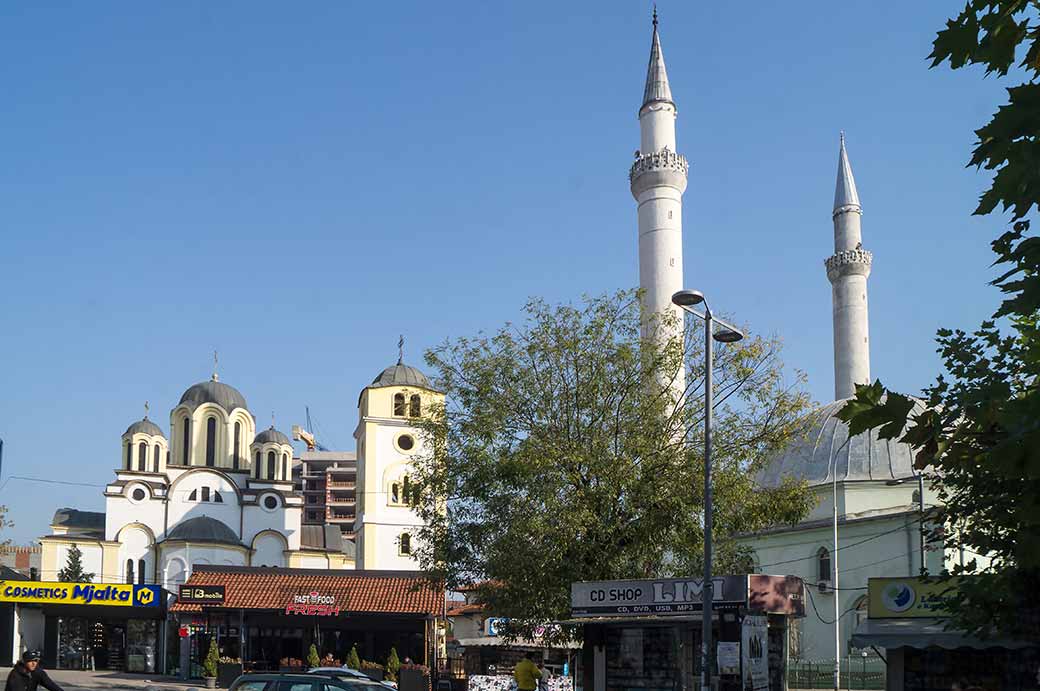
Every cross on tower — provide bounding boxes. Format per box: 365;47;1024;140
398;335;405;365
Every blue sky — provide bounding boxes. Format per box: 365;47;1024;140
0;1;1010;543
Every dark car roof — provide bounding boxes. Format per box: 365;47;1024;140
231;673;387;689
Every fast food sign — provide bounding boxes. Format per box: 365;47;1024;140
285;591;339;616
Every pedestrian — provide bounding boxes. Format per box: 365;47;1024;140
513;653;542;691
5;650;65;691
536;662;550;691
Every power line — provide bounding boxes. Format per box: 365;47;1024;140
755;520;917;571
0;476;106;492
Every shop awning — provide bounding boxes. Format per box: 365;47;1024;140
456;636;581;650
852;618;1034;650
169;565;442;615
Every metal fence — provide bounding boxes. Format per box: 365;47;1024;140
788;657;886;690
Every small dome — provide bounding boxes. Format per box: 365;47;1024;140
179;379;249;412
124;417;164;438
371;361;433;389
757;397;927;488
166;516;240;546
253;426;290;446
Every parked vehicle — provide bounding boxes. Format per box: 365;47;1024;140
308;667;398;689
231;672;392;691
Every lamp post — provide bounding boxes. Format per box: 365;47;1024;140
886;474;928;573
672;290;744;691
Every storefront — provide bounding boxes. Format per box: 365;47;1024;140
570;575;805;691
0;580;166;673
170;565;444;680
852;577;1040;691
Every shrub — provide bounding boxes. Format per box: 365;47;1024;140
203;639;219;678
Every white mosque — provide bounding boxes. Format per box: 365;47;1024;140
39;357;443;589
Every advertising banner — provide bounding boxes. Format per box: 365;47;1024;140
178;584;226;606
741;615;768;691
868;577;957;619
285;590;340;616
570;576;747;617
0;581;161;608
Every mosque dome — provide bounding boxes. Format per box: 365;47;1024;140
124;418;164;438
166;516;240;546
253;426;290;446
178;379;249;412
371;362;433;390
757;398;926;488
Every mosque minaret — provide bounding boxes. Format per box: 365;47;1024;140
630;10;689;394
826;133;873;400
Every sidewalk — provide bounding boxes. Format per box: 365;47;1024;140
46;670;204;691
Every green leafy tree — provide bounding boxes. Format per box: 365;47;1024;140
203;638;219;678
346;645;361;670
386;647;401;682
0;506;12;548
412;290;813;639
307;644;320;669
838;0;1040;643
57;545;94;583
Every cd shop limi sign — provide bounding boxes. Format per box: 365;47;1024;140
178;585;226;606
571;576;748;617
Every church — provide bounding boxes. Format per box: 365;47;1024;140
38;355;442;590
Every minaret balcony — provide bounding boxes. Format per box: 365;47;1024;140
629;148;689;197
825;248;873;281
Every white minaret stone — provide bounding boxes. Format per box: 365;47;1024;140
826;133;873;400
631;10;688;394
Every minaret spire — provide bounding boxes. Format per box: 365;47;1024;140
642;7;674;111
825;133;872;400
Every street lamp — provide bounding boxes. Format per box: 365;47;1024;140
671;289;744;691
886;474;928;574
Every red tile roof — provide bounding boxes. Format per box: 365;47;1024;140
169;566;442;615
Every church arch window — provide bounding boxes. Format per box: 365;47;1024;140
254;451;261;478
125;442;132;470
390;482;401;505
817;547;832;583
131;487;147;502
409;394;421;417
233;422;241;470
282;453;288;481
188;489;198;501
137;559;146;584
393;393;406;416
399;533;412;556
205;417;217;467
266;451;275;480
153;444;161;473
126;559;135;584
214;491;223;503
138;442;147;472
201;487;210;502
181;417;190;464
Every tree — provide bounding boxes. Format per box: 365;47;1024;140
203;638;219;679
386;647;401;683
307;643;320;669
837;0;1040;643
57;545;94;583
412;290;813;638
346;645;361;670
0;506;12;548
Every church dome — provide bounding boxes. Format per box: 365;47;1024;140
124;417;164;438
371;362;433;389
757;398;926;488
178;379;248;412
166;516;240;546
253;426;290;446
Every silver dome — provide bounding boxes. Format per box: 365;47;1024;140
371;362;433;390
178;379;249;412
757;398;925;488
124;418;164;438
166;516;240;546
253;426;290;446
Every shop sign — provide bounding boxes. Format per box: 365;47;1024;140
570;576;747;617
485;617;509;636
0;581;161;608
717;642;739;676
868;577;956;619
178;584;226;606
285;591;340;616
741;615;768;691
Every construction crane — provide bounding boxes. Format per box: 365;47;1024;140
292;406;328;451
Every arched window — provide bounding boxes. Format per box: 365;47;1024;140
853;596;869;631
403;476;412;505
205;417;216;467
817;547;831;582
138;442;147;472
125;442;132;470
409;394;421;417
126;559;134;584
233;422;241;470
214;491;223;503
399;533;412;555
181;417;190;464
393;393;406;416
188;489;198;501
201;487;210;502
254;452;261;478
137;559;146;585
267;451;275;480
390;483;401;505
153;444;161;473
282;454;288;481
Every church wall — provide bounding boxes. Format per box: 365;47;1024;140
41;541;105;582
359;523;420;572
242;503;300;550
166;470;241;533
160;543;247;585
106;485;166;542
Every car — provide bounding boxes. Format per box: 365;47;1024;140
307;667;398;689
231;672;392;691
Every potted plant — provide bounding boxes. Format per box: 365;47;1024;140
217;656;243;688
386;648;401;684
202;639;219;689
399;662;431;691
346;645;361;670
360;659;386;681
307;644;321;670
